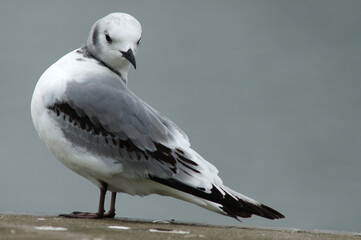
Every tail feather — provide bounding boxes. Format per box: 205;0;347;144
150;176;285;220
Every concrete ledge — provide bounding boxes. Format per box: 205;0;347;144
1;214;360;240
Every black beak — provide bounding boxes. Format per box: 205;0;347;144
120;49;136;69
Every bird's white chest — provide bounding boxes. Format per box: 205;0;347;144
30;50;124;186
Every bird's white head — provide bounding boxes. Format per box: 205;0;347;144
86;13;142;82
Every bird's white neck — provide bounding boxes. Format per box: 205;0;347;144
82;45;130;84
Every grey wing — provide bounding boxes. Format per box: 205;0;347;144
48;75;208;180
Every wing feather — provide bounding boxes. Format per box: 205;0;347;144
48;74;213;181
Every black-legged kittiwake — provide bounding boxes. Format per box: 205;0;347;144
31;13;284;220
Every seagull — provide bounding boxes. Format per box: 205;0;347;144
31;13;284;221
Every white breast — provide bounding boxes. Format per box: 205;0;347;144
31;49;124;188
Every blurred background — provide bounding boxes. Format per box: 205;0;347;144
0;0;360;232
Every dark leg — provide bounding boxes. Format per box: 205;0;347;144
60;182;107;219
104;192;117;218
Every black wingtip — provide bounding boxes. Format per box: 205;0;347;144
150;176;285;220
258;204;285;219
222;200;285;220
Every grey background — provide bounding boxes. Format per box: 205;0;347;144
1;0;360;232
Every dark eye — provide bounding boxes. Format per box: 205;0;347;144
137;37;142;45
105;33;112;43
